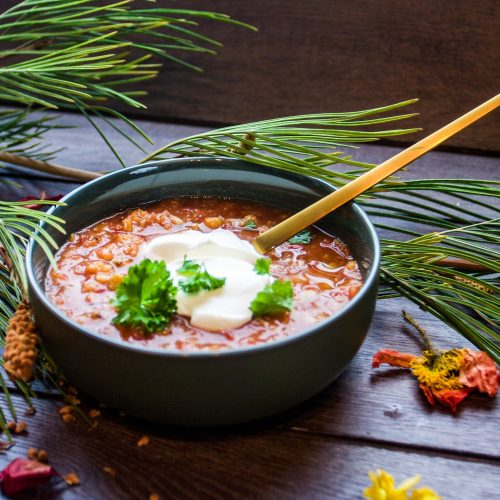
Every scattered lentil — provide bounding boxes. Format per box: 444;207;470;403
64;472;81;486
14;421;27;434
25;406;36;416
137;435;150;447
66;396;81;406
59;406;73;415
62;413;76;424
102;466;117;478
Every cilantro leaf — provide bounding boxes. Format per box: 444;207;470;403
244;219;257;229
288;230;312;244
254;257;271;275
250;280;293;317
177;256;201;277
179;266;226;294
111;259;177;334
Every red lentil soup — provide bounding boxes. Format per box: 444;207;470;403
46;198;363;351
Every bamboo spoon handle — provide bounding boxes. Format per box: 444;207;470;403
252;94;500;254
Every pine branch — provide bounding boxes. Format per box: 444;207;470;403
0;0;253;165
0;0;255;425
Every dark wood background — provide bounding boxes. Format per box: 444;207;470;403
129;0;500;152
1;0;499;152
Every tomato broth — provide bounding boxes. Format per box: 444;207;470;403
46;198;363;351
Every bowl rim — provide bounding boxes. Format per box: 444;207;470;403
26;157;380;359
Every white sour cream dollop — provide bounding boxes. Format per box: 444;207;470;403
142;229;273;331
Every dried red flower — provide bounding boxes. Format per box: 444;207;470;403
0;458;57;496
372;312;499;412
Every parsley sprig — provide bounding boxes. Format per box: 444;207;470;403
178;257;226;294
254;257;271;275
111;259;177;334
250;280;293;317
288;230;312;244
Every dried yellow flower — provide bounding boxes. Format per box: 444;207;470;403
364;469;441;500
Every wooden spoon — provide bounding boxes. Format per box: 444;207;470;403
252;94;499;255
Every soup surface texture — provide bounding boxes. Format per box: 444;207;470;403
46;198;363;351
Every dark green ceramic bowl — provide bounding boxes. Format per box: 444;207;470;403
26;158;379;426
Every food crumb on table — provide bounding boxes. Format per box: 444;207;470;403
103;466;117;478
89;409;101;418
64;472;81;486
137;435;150;447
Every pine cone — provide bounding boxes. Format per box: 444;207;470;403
4;301;38;382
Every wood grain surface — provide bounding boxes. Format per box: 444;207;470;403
0;115;499;499
3;392;500;499
118;0;500;152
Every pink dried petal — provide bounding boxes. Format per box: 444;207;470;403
459;349;499;397
0;458;57;496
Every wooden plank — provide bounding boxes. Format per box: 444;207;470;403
1;1;499;152
2;112;498;188
1;116;498;459
118;0;500;152
3;299;498;458
0;113;207;197
281;299;500;458
0;393;499;499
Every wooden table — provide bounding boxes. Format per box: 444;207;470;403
1;114;499;499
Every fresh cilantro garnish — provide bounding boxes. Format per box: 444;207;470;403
179;264;226;294
254;257;271;275
250;280;293;317
244;219;257;229
288;230;313;244
111;259;177;334
177;256;201;277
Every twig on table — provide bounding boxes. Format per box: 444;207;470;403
0;151;102;181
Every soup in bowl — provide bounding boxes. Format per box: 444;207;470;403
27;158;379;425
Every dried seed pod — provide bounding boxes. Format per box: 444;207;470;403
4;302;38;382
